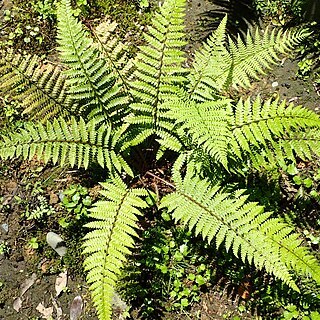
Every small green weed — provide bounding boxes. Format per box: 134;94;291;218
286;163;320;204
27;237;40;250
59;184;92;228
23;195;55;221
253;0;304;24
282;304;320;320
119;213;215;317
32;0;57;21
297;58;314;79
0;95;24;133
0;241;9;256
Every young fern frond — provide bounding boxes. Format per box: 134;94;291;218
0;52;72;122
83;177;148;319
188;16;229;100
93;20;134;98
160;167;320;290
229;97;320;168
0;117;132;175
57;0;128;123
127;0;187;145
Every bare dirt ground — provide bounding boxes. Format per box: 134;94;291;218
0;161;97;319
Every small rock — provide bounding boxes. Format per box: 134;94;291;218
58;191;65;202
70;296;83;320
46;232;67;257
0;223;8;234
289;97;299;103
13;297;22;312
271;81;279;88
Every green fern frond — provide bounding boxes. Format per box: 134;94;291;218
165;97;232;169
127;0;187;143
188;15;228;100
160;169;320;290
93;19;134;98
190;25;309;92
229;96;320;166
250;128;320;170
0;117;132;175
261;219;320;283
0;52;71;122
83;176;148;319
222;27;309;89
57;0;128;123
280;129;320;160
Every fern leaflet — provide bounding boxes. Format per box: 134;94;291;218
189;26;309;92
229;97;320;168
83;177;148;319
57;0;128;123
165;97;232;169
93;19;134;99
0;52;71;121
160;167;320;290
127;0;187;145
0;117;132;175
188;16;228;100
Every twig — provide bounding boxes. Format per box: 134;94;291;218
145;171;175;189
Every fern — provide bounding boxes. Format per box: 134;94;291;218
189;23;309;93
160;166;320;290
57;0;128;123
165;97;233;169
187;16;229;100
0;0;320;319
222;27;309;89
127;0;187;146
0;116;132;175
83;176;148;319
229;96;320;168
0;52;71;121
93;19;134;98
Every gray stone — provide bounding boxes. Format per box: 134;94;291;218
46;232;67;257
0;223;8;234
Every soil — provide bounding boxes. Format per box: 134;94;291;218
245;57;320;112
0;161;97;319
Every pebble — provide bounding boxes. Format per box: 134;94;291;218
0;223;8;234
58;191;65;202
46;232;67;257
271;81;279;88
70;296;83;320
